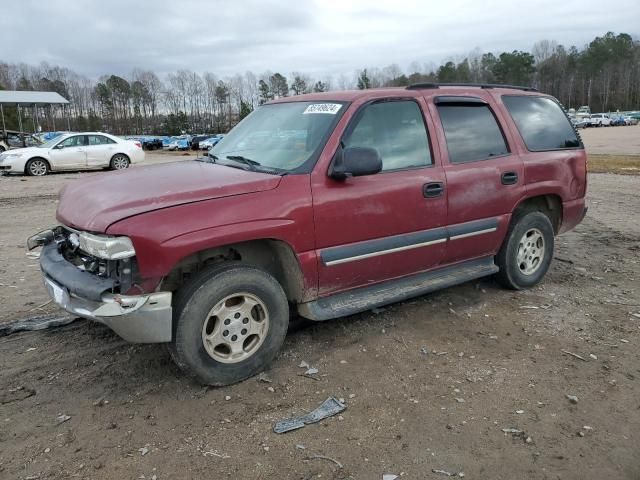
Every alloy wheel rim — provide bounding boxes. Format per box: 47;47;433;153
201;292;269;364
30;160;47;176
516;228;545;275
113;156;128;169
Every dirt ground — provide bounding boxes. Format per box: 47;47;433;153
1;138;639;479
579;124;640;155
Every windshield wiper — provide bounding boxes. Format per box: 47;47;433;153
225;155;261;171
196;154;218;164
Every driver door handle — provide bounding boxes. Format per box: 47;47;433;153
423;182;444;198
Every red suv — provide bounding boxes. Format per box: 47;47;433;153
29;83;587;385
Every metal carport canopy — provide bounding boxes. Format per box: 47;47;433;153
0;90;69;105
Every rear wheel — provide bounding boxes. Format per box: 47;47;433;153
170;263;289;386
110;154;130;170
495;211;554;290
25;158;49;176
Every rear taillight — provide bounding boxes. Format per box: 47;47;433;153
134;141;142;149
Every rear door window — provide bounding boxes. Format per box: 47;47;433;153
436;103;509;164
502;96;580;151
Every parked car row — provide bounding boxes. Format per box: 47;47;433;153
163;134;225;151
573;113;639;128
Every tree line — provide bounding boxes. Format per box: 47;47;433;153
0;31;638;136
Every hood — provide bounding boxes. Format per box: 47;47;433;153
0;147;41;157
56;161;282;232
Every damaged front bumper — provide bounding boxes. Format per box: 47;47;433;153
39;239;172;343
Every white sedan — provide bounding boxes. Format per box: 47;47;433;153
0;132;144;176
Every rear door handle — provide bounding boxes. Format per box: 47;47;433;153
423;182;444;198
501;171;518;185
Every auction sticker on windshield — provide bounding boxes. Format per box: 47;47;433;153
303;103;342;114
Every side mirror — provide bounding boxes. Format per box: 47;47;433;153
329;146;382;180
54;144;65;149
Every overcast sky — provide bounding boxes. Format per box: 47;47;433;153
3;0;639;80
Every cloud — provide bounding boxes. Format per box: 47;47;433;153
2;0;638;80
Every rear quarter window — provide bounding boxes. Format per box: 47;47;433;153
502;96;581;151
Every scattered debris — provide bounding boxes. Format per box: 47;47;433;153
267;386;275;393
295;444;306;450
577;431;585;437
273;397;346;434
56;414;71;425
420;346;429;355
589;354;598;360
27;299;52;312
520;305;540;310
339;360;348;364
348;393;356;399
0;315;78;337
566;394;579;404
138;447;149;456
307;454;343;469
554;256;574;264
455;398;465;403
502;428;523;434
202;450;230;458
515;410;524;414
371;307;386;314
383;475;399;480
257;373;273;383
525;436;533;444
44;447;51;453
93;397;108;407
432;468;464;477
1;386;36;405
561;350;587;361
224;395;231;401
620;339;629;344
304;367;319;376
298;361;310;369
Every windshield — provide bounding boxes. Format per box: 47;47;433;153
38;135;68;148
210;101;345;172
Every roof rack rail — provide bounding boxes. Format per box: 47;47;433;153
406;83;538;92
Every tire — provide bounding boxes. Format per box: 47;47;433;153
170;263;289;386
110;154;130;170
25;158;49;176
495;211;554;290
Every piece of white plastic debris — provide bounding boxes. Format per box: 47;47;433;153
55;414;71;425
304;367;318;375
299;361;310;369
515;410;524;414
139;447;149;456
566;394;579;404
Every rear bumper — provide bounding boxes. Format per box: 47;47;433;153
559;198;587;234
39;242;172;343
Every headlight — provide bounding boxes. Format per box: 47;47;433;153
0;153;21;162
79;231;136;260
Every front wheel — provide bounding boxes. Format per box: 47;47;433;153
110;154;130;170
170;263;289;386
25;158;49;176
495;211;554;290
